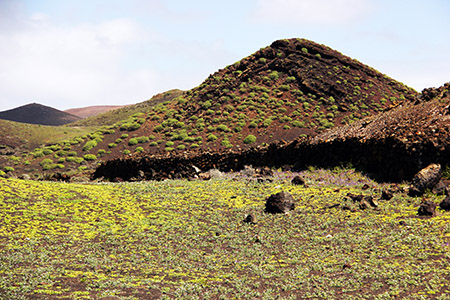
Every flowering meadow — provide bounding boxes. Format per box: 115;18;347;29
1;168;450;299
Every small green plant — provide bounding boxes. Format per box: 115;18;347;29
243;134;256;144
135;146;144;153
128;138;139;146
123;150;131;155
108;143;117;148
166;141;175;147
4;166;15;173
83;154;97;161
82;140;98;152
207;134;218;142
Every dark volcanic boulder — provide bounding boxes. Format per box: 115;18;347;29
409;164;442;197
439;195;450;211
291;175;305;185
265;191;296;214
418;201;437;217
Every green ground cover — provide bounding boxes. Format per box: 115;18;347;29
0;169;449;299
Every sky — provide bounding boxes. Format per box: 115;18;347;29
0;0;449;111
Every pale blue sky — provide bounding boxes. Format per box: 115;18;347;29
0;0;449;111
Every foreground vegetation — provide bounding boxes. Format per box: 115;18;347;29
1;168;450;299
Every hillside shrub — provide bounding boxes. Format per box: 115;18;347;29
123;150;131;155
149;141;158;147
177;144;186;150
83;140;98;152
120;122;141;131
43;148;54;155
165;141;175;147
66;157;84;164
4;166;15;173
291;120;305;128
165;147;174;152
97;149;106;156
83;154;97;161
243;135;256;144
135;147;144;153
108;143;117;148
207;134;218;142
0;170;6;177
128;138;139;146
190;143;199;148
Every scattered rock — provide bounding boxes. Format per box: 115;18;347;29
439;195;450;211
366;196;378;208
433;180;449;195
241;165;256;177
381;189;394;200
359;198;370;210
346;193;364;202
418;200;437;217
257;177;273;183
208;169;224;179
258;166;274;177
342;263;352;269
291;175;305;185
408;164;442;197
18;174;30;180
243;214;256;224
198;172;211;180
265;191;296;214
362;184;370;190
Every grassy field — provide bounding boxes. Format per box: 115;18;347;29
0;119;99;151
1;168;450;299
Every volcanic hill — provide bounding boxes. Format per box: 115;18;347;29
0;38;420;179
0;103;81;126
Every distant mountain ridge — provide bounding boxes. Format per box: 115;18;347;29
0;103;81;126
65;105;124;118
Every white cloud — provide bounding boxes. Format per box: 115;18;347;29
0;12;160;110
253;0;373;25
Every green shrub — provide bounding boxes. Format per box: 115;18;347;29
207;134;218;142
128;138;139;146
43;148;54;155
149;141;158;147
57;157;66;163
243;135;256;144
135;146;144;153
166;141;175;147
4;166;15;173
97;149;106;156
177;144;186;150
78;166;87;171
190;143;199;148
269;71;279;81
108;143;117;148
216;124;231;132
66;157;84;164
123;150;131;155
120;122;141;131
291;120;305;128
83;154;97;161
32;150;45;158
121;134;129;139
165;147;174;152
301;48;308;54
0;170;6;177
82;140;98;152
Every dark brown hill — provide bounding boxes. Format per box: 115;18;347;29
65;105;124;118
0;38;420;179
0;103;81;126
93;83;449;182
